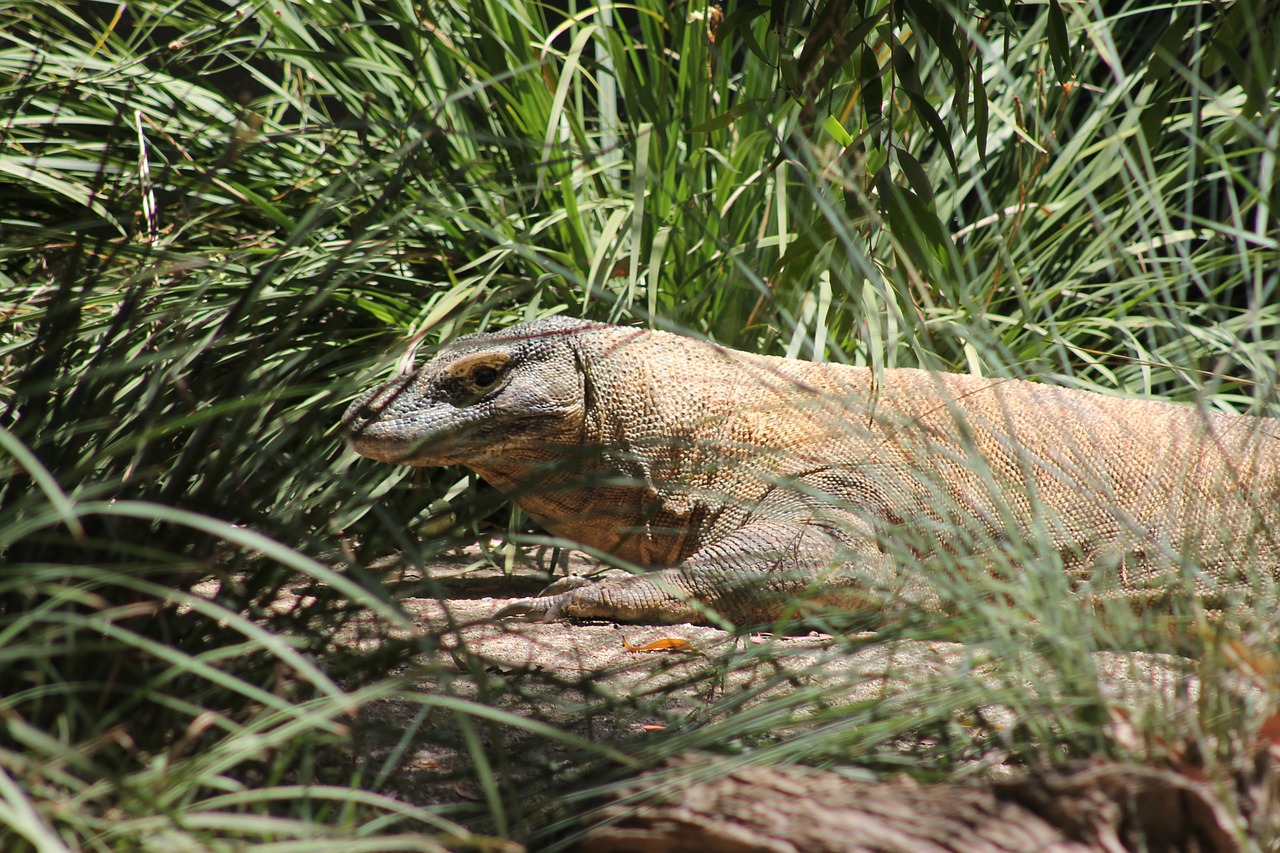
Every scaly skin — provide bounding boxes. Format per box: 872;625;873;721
342;317;1280;625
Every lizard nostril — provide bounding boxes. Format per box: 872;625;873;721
356;403;379;420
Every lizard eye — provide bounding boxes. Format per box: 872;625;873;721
468;364;502;390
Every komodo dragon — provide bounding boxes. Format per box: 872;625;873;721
343;316;1280;625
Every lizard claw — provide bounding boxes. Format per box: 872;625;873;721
494;576;593;622
494;593;572;622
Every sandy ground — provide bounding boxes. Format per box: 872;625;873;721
319;544;1206;824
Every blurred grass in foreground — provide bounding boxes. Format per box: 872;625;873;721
1;0;1278;848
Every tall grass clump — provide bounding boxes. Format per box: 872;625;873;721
2;0;1279;848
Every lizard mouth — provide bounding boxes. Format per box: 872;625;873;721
342;387;474;467
345;419;474;467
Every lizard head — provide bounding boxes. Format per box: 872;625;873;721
342;316;600;468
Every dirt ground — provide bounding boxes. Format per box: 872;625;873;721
328;544;1207;820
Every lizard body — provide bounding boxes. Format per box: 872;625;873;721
343;317;1280;624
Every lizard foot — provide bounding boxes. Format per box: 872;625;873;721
493;572;704;624
494;576;593;622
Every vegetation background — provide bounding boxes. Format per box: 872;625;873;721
1;0;1278;848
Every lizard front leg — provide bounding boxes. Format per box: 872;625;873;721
496;513;895;626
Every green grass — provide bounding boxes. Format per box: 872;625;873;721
2;0;1279;848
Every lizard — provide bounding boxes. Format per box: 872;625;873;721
342;315;1280;625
